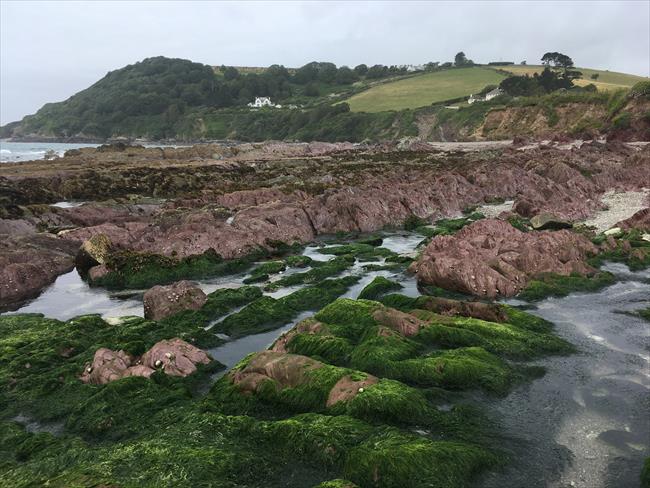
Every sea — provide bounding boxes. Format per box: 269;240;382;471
0;141;190;163
0;141;100;163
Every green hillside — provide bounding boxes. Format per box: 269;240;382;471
344;67;507;113
498;65;648;91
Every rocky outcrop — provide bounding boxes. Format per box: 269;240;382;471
80;338;211;384
231;351;324;393
616;208;650;232
140;338;212;377
411;219;599;298
2;141;648;306
271;319;325;353
0;233;80;308
143;281;207;320
529;212;572;231
230;351;377;408
371;307;427;337
416;296;509;323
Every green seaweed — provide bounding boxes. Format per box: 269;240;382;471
519;272;616;301
357;277;403;301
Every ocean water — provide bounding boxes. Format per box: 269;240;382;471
0;141;190;163
0;141;99;163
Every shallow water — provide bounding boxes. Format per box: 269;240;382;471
480;271;650;488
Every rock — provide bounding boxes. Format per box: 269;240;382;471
75;233;112;272
371;307;427;337
230;351;323;394
271;319;324;353
616;208;650;232
88;264;110;281
643;234;650;243
530;212;572;230
80;348;133;385
604;227;622;236
326;374;378;407
143;280;207;320
0;233;79;308
141;338;211;377
412;219;598;298
81;338;210;384
416;296;509;323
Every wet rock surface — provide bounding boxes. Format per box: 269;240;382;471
412;219;599;298
143;280;207;320
81;338;211;384
1;141;648;306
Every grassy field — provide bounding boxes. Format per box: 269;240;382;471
496;65;648;91
345;67;507;113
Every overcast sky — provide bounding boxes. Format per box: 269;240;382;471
1;0;649;124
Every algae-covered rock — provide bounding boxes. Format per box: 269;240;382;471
143;280;207;320
75;233;113;271
357;276;403;301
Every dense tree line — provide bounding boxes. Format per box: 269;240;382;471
11;57;412;138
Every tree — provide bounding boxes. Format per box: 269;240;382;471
354;64;368;76
541;52;574;69
366;64;388;79
591;73;599;80
454;52;468;66
223;66;240;81
304;83;320;97
335;66;358;85
521;60;527;65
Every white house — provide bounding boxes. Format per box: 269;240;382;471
247;97;274;108
485;88;504;101
468;88;504;104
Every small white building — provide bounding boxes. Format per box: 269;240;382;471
485;88;504;101
247;97;274;108
468;88;504;104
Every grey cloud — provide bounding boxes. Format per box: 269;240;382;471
1;0;648;124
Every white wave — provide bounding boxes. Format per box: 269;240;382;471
0;149;11;154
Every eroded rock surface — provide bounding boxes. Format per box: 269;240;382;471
80;338;211;384
143;281;207;320
412;219;599;298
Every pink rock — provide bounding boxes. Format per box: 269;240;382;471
80;348;133;385
143;281;207;320
141;338;211;377
412;219;599;298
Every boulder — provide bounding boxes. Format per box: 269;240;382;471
141;338;211;376
530;212;572;231
81;338;210;384
230;351;323;394
75;233;112;272
412;219;598;298
143;280;207;320
271;319;324;353
80;348;134;385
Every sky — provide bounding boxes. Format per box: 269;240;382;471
1;0;649;124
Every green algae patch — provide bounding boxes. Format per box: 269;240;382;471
314;299;382;341
344;433;498;488
244;256;313;284
0;313;223;425
589;231;650;271
641;457;650;488
93;248;261;289
286;331;355;366
519;271;616;301
638;308;650;322
158;285;262;337
267;255;355;290
214;278;360;338
411;309;574;359
378;293;419;311
358;277;403;301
